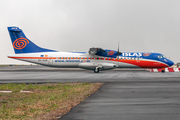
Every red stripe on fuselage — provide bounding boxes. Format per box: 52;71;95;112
108;59;168;68
8;56;56;59
8;56;168;68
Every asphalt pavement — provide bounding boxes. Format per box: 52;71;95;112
0;66;180;120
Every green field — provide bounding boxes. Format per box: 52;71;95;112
0;65;9;67
0;82;102;119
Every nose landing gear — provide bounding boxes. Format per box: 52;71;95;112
161;68;165;73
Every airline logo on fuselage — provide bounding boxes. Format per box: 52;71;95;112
108;51;115;55
13;38;29;49
122;53;142;56
143;53;151;56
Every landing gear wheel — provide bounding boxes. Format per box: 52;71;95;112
161;70;165;73
94;68;99;73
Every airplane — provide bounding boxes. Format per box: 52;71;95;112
7;26;174;73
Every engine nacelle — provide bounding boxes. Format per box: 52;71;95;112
89;47;120;58
89;47;105;55
78;63;118;70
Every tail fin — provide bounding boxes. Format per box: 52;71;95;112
7;26;57;54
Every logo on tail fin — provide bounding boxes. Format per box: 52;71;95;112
13;38;29;49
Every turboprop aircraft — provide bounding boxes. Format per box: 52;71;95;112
7;26;174;73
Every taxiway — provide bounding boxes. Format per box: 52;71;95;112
0;66;180;120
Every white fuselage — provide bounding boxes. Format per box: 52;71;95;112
8;52;139;70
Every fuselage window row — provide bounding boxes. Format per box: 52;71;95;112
48;57;143;61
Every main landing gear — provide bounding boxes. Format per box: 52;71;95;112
94;67;99;73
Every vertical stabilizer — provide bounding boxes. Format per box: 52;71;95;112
8;27;57;54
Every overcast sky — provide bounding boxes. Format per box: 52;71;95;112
0;0;180;64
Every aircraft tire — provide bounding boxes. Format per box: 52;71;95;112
94;68;99;73
161;70;165;73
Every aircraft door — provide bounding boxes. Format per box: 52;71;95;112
136;56;140;63
48;57;53;65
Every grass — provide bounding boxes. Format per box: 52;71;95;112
0;82;103;119
0;65;9;67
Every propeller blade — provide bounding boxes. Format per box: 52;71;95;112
117;41;119;53
117;41;122;56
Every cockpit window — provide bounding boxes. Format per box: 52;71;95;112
162;55;167;58
158;55;162;58
158;55;167;58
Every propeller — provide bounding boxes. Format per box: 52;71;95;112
116;42;122;56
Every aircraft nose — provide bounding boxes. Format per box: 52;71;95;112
168;60;174;67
